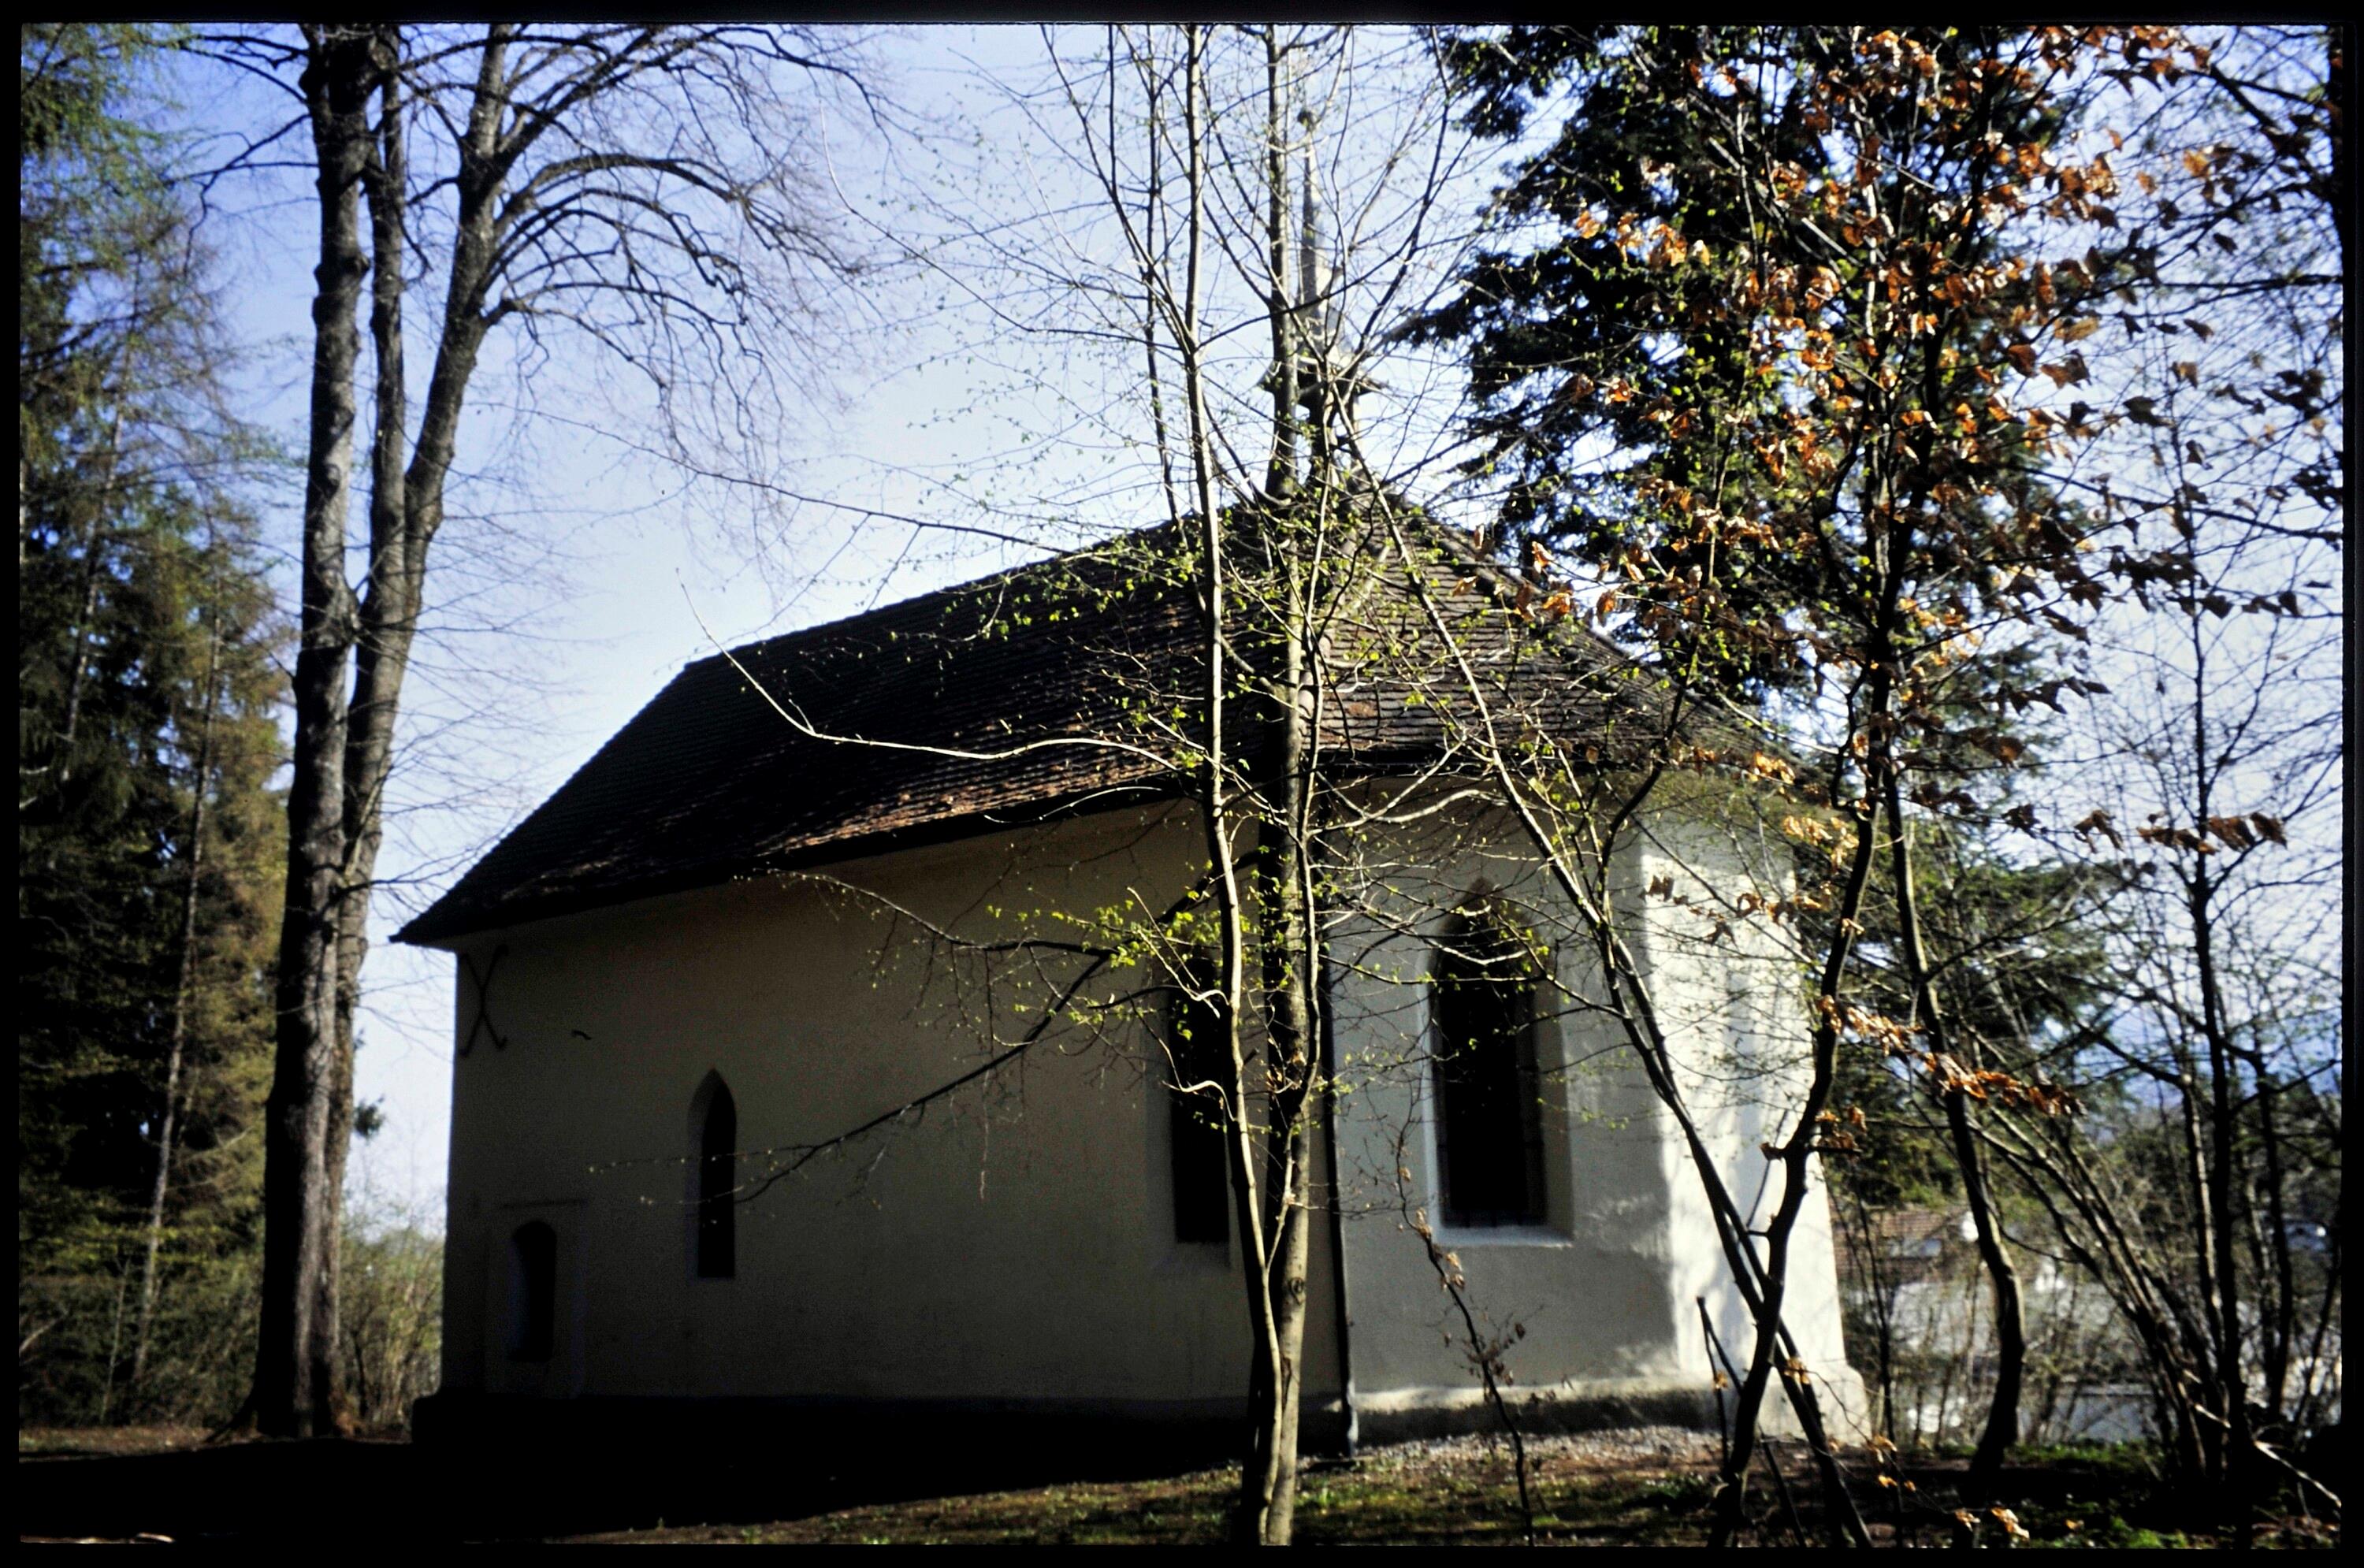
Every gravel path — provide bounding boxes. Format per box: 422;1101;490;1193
1354;1424;1722;1474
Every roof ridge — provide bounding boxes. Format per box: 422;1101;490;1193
686;523;1173;673
396;511;1696;948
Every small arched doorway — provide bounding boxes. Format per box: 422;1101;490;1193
689;1071;738;1279
508;1219;557;1362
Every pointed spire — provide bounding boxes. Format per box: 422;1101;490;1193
1299;131;1337;362
1292;117;1373;460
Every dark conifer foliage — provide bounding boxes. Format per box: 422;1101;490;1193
1405;27;2090;703
1414;23;2342;1522
19;23;288;1425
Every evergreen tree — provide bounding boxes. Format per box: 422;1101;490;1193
1409;24;2198;1507
18;21;287;1425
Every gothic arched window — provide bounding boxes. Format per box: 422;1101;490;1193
510;1221;556;1362
1432;906;1548;1228
692;1072;738;1279
1164;976;1232;1247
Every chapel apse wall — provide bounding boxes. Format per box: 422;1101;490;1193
437;805;1341;1416
433;798;1860;1441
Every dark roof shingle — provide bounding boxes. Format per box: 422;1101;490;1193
395;526;1643;946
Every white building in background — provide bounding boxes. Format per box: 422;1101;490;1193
400;533;1864;1448
1837;1206;2176;1446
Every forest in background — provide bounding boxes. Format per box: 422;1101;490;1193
19;24;436;1432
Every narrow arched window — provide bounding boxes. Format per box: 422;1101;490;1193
1165;976;1231;1247
510;1221;556;1362
1433;908;1548;1228
693;1074;738;1279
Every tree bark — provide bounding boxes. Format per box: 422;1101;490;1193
309;24;414;1436
132;626;221;1398
328;27;504;1105
254;20;857;1430
1710;761;1883;1550
1241;546;1319;1545
2189;854;2257;1505
253;21;375;1440
1164;32;1289;1546
315;27;507;1424
2250;1058;2295;1418
1880;773;2026;1493
1232;35;1324;1545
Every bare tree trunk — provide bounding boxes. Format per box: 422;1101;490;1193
1232;35;1324;1544
2171;1053;2229;1481
2189;853;2258;1510
310;25;413;1436
247;18;857;1436
132;625;221;1397
1880;774;2025;1492
1159;31;1292;1546
1712;766;1882;1548
2250;1058;2295;1418
315;28;508;1426
2177;602;2251;1499
1258;33;1298;503
1242;548;1320;1545
254;21;375;1440
44;355;131;801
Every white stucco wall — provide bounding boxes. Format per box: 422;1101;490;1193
1631;808;1866;1440
1314;797;1862;1436
432;790;1859;1437
437;805;1336;1417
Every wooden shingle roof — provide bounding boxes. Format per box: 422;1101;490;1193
395;525;1647;947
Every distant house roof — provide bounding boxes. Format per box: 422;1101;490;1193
1834;1205;1978;1290
395;525;1645;947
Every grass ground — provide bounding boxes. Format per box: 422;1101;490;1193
19;1424;217;1458
574;1433;1725;1546
17;1423;2336;1546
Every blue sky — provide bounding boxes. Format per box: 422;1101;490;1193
162;24;2342;1226
173;24;1492;1221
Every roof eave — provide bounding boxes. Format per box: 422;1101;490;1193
391;776;1187;949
